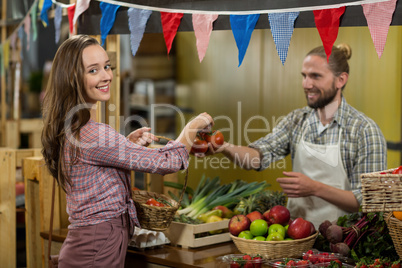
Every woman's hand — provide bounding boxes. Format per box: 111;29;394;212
127;127;159;147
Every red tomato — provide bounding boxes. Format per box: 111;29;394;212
145;198;164;207
204;130;225;149
191;138;208;154
242;255;252;261
230;263;240;268
392;166;402;174
253;256;263;268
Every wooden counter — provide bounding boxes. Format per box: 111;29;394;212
40;229;239;268
126;241;239;268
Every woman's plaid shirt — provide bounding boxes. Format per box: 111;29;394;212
64;119;189;231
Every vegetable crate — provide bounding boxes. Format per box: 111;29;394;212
163;219;231;248
361;168;402;213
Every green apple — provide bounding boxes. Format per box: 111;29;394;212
250;219;268;236
266;232;284;241
268;223;286;238
238;230;254;239
285;238;294;241
253;236;266;241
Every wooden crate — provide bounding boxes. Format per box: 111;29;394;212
163;219;231;248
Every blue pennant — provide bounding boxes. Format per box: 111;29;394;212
100;2;121;46
230;14;260;67
40;0;53;26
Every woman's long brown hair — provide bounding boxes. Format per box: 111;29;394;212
41;35;99;192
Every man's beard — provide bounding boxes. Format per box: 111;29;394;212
306;81;338;109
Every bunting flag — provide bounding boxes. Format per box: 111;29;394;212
40;0;53;27
23;15;31;51
161;12;184;54
54;5;63;44
18;27;25;59
100;2;121;46
73;0;91;28
0;44;3;76
192;13;218;62
30;1;38;41
230;14;260;67
128;8;152;56
67;4;76;34
3;40;9;71
313;7;346;61
362;0;397;58
268;12;299;65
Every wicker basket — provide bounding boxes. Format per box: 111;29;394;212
230;231;318;260
361;168;402;213
385;212;402;259
133;169;188;231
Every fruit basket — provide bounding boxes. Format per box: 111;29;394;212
132;169;188;231
360;168;402;213
230;231;318;260
384;212;402;259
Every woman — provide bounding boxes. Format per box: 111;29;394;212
41;35;213;267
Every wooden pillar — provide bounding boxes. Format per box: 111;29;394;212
0;148;16;267
105;35;121;132
1;0;7;146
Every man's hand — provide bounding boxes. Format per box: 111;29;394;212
276;171;318;198
127;127;159;147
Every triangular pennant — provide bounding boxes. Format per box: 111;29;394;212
73;0;91;27
192;14;218;62
54;5;63;44
362;0;397;59
161;12;184;54
268;12;299;65
67;4;76;34
40;0;52;27
127;8;152;56
99;2;121;46
3;40;9;71
230;14;260;67
0;44;3;76
313;7;345;61
30;1;38;41
23;15;31;51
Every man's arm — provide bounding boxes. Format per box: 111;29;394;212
220;143;262;170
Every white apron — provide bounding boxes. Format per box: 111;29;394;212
287;127;351;228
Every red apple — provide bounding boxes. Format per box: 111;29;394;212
310;221;316;235
228;215;251;236
213;205;234;218
267;205;290;225
263;209;270;221
246;211;264;222
287;217;312;239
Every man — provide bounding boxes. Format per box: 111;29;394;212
209;44;387;227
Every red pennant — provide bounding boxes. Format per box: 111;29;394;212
67;4;76;34
313;7;345;62
161;12;184;54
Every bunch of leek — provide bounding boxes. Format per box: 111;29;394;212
164;176;269;219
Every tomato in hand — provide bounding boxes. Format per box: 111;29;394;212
191;137;208;154
392;166;402;174
204;130;224;149
145;198;164;207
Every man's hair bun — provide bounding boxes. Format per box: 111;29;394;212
336;43;352;60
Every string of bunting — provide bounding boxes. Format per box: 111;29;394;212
0;0;398;70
